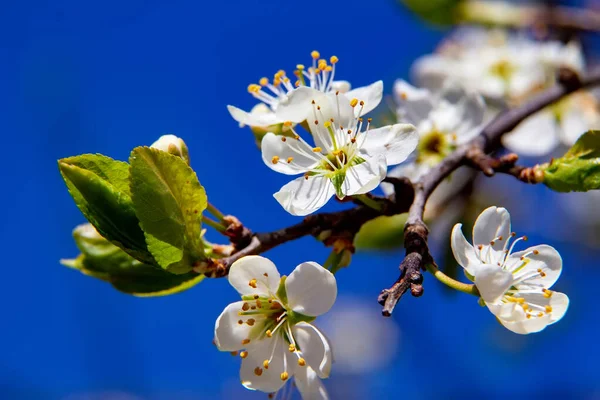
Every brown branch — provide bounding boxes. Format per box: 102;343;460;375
379;67;600;316
465;150;543;184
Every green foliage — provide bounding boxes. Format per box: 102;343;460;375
542;131;600;192
62;224;203;296
354;214;407;250
129;147;208;274
58;154;155;265
400;0;463;26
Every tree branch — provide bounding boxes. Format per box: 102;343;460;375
379;67;600;316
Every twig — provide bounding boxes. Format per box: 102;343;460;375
465;150;543;184
379;67;600;316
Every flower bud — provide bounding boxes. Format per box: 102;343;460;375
151;134;190;164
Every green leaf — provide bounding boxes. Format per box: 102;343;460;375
58;155;155;265
542;130;600;192
62;224;204;297
354;214;407;250
129;147;208;274
400;0;462;26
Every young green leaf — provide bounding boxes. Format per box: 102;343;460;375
58;154;155;265
62;224;204;297
542;130;600;192
129;147;208;274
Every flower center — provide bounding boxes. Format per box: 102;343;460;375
489;59;516;82
417;129;454;164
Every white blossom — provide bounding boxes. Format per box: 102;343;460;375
262;88;418;216
451;206;569;334
214;256;336;399
502;91;600;156
227;51;383;131
381;80;483;211
412;28;582;104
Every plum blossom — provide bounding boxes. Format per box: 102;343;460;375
227;51;383;133
451;206;569;334
214;256;336;399
262;87;418;216
150;134;189;162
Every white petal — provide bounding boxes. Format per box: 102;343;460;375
472;206;511;264
450;223;480;277
411;54;455;91
261;132;318;175
521;291;569;325
342;155;387;197
285;262;337;317
502;111;560;156
359;124;419;166
331;80;351;93
292;322;333;378
227;104;281;127
276;87;329;123
507;245;562;289
496;311;552;335
214;301;258;352
508;69;545;99
294;366;330;400
228;256;281;296
393;80;434;126
474;263;514;304
344;80;383;116
273;176;336;216
437;81;486;142
560;108;591;146
240;335;296;393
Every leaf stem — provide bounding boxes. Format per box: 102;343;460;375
425;263;480;296
206;202;226;223
202;215;227;233
354;194;383;212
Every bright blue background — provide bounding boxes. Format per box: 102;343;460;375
1;0;598;399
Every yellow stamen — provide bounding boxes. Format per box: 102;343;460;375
247;319;255;326
249;279;258;288
545;305;553;313
312;147;322;153
311;50;320;59
242;339;251;345
298;358;306;366
259;77;269;86
288;344;296;352
242;303;250;311
543;289;553;298
287;157;293;163
240;351;248;359
280;372;289;381
271;156;280;164
254;367;263;376
350;98;358;107
263;360;270;369
266;330;273;338
330;55;339;64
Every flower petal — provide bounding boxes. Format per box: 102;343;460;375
411;54;455;92
228;256;281;296
227;104;281;127
473;206;511;263
435;81;486;143
345;80;383;116
261;132;318;175
507;245;562;289
276;87;328;123
292;322;333;378
475;263;514;304
342;155;387;197
286;262;337;317
273;175;336;216
294;366;330;400
502;111;560;156
393;80;434;125
496;311;552;335
451;223;480;276
331;80;351;93
240;335;296;393
214;301;258;352
521;291;569;325
359;124;419;166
